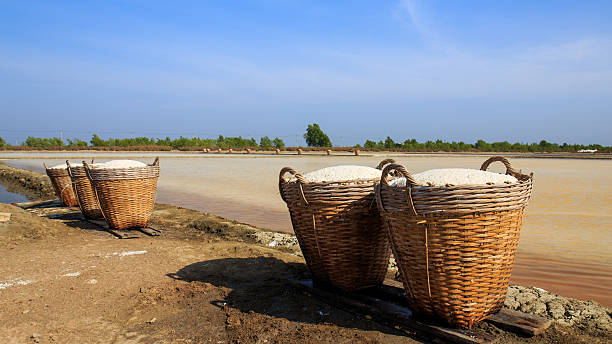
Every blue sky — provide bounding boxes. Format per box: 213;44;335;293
1;0;611;146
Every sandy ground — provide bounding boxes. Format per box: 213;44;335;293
1;203;419;344
1;203;610;344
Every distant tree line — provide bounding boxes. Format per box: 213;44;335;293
357;137;610;153
0;134;285;150
0;133;609;153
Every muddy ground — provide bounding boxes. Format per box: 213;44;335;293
0;162;610;343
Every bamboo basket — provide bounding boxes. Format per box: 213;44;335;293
84;158;160;230
376;156;533;328
67;160;103;219
279;159;396;291
44;163;78;207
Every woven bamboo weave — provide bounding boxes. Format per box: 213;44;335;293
44;163;78;207
67;160;103;219
376;156;533;328
84;158;160;230
279;159;396;291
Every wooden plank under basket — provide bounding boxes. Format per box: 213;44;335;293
84;219;161;239
289;279;551;344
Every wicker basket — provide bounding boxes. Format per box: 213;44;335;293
67;160;103;220
44;163;78;207
84;158;160;230
375;156;533;328
279;159;396;291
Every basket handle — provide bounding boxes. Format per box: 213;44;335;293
480;156;533;181
43;162;49;170
278;167;308;205
279;167;307;184
83;160;110;224
66;160;73;178
375;158;396;170
67;160;87;214
59;184;72;206
150;157;160;167
377;163;419;216
83;161;94;182
380;163;417;187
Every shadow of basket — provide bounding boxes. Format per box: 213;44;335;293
167;257;406;337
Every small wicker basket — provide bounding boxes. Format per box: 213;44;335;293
84;158;160;230
376;156;533;328
67;160;103;220
44;163;78;207
279;159;396;291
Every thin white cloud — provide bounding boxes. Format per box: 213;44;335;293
397;0;429;35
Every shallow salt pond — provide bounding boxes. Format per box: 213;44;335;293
2;153;611;306
0;183;30;204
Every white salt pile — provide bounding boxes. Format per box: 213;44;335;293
51;162;110;169
299;165;382;183
390;168;517;187
96;160;147;169
49;163;74;169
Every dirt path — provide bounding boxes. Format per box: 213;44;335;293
1;203;610;344
1;204;420;344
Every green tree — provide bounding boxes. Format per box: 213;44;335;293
304;123;332;147
24;136;64;148
259;136;273;148
474;140;492;151
67;138;88;147
90;134;107;147
272;137;285;149
0;136;6;148
364;140;377;149
384;136;395;149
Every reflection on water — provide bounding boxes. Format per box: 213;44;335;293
4;154;611;306
0;183;30;204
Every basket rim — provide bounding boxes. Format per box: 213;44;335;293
83;158;160;181
379;156;533;190
278;159;397;205
279;158;396;185
380;177;532;191
282;176;380;186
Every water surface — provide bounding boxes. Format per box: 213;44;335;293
0;183;30;204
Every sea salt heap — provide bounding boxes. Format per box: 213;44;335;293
96;160;147;169
300;165;382;183
49;163;73;169
390;168;517;187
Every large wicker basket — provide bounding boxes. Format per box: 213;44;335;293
67;160;103;220
279;159;396;291
375;156;533;328
84;158;160;230
44;163;78;207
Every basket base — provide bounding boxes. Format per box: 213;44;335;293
84;218;161;239
289;278;552;343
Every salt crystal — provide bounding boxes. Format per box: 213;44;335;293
95;160;147;169
390;168;518;187
299;165;382;183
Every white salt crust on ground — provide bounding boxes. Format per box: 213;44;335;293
298;165;382;183
390;168;518;187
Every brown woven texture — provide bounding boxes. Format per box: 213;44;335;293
67;160;103;219
278;159;396;291
44;163;78;207
376;156;533;328
84;158;160;230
